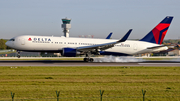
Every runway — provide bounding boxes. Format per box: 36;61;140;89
0;60;180;66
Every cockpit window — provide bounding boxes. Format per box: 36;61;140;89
9;38;15;41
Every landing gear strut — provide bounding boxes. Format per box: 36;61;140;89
83;52;94;62
17;51;20;58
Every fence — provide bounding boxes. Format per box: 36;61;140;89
1;89;180;101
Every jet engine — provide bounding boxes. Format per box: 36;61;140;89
62;48;77;57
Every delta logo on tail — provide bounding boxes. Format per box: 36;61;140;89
140;16;173;45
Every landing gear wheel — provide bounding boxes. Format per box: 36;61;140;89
17;55;20;58
89;58;94;62
83;58;94;62
84;52;93;62
17;51;20;58
83;58;89;62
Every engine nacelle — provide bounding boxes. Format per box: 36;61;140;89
62;48;77;57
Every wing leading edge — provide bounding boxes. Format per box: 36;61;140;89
77;29;132;52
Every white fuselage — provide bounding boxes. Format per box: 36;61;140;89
6;35;168;56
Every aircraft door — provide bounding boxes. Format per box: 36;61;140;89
133;44;138;50
21;39;25;45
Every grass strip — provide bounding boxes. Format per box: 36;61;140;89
0;66;179;101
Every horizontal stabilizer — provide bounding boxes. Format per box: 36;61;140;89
147;45;166;49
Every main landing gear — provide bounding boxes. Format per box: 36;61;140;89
17;51;20;58
83;57;94;62
83;52;94;62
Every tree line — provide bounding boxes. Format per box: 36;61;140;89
163;39;180;44
0;39;11;50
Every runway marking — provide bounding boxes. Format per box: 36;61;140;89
139;63;180;66
0;60;180;66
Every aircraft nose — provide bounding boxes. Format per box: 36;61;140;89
5;41;11;47
5;41;9;46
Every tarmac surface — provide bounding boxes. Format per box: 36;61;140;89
0;60;180;66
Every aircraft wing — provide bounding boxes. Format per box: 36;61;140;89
76;29;132;52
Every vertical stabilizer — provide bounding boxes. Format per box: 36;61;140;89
140;16;173;44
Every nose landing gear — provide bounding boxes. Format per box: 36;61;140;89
17;51;20;58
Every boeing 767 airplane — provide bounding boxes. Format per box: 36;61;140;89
6;16;173;62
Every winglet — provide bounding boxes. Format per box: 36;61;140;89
117;29;132;42
106;32;113;39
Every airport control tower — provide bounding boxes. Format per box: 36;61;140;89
61;18;71;37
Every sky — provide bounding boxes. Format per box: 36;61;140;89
0;0;180;39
